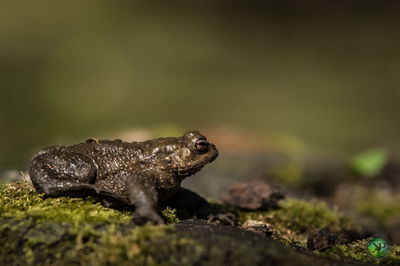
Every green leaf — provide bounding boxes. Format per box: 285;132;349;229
351;148;388;177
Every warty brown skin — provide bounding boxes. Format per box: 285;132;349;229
29;130;218;225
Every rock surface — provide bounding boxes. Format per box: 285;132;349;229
221;180;285;210
2;181;400;265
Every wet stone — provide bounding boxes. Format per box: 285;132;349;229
221;180;285;210
207;212;237;226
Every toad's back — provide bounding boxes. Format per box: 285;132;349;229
66;140;144;195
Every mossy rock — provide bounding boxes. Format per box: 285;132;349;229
238;198;356;246
317;239;400;264
238;198;400;264
0;182;317;265
1;181;400;265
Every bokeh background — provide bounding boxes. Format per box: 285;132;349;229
1;0;400;169
2;0;400;245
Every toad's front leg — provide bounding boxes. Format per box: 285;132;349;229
126;171;164;225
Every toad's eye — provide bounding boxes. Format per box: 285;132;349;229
194;138;209;152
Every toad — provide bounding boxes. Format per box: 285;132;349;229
29;130;218;225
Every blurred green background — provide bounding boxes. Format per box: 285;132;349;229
1;1;400;169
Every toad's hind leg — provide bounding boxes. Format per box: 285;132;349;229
29;148;98;197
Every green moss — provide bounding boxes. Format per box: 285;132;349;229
0;217;198;265
0;181;132;224
238;198;354;246
160;206;179;224
238;197;400;264
80;224;197;265
1;181;185;226
318;239;400;264
274;198;354;233
318;240;371;262
0;182;196;265
355;190;400;227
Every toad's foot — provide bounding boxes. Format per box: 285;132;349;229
133;207;164;225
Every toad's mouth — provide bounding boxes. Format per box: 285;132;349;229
207;143;219;162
